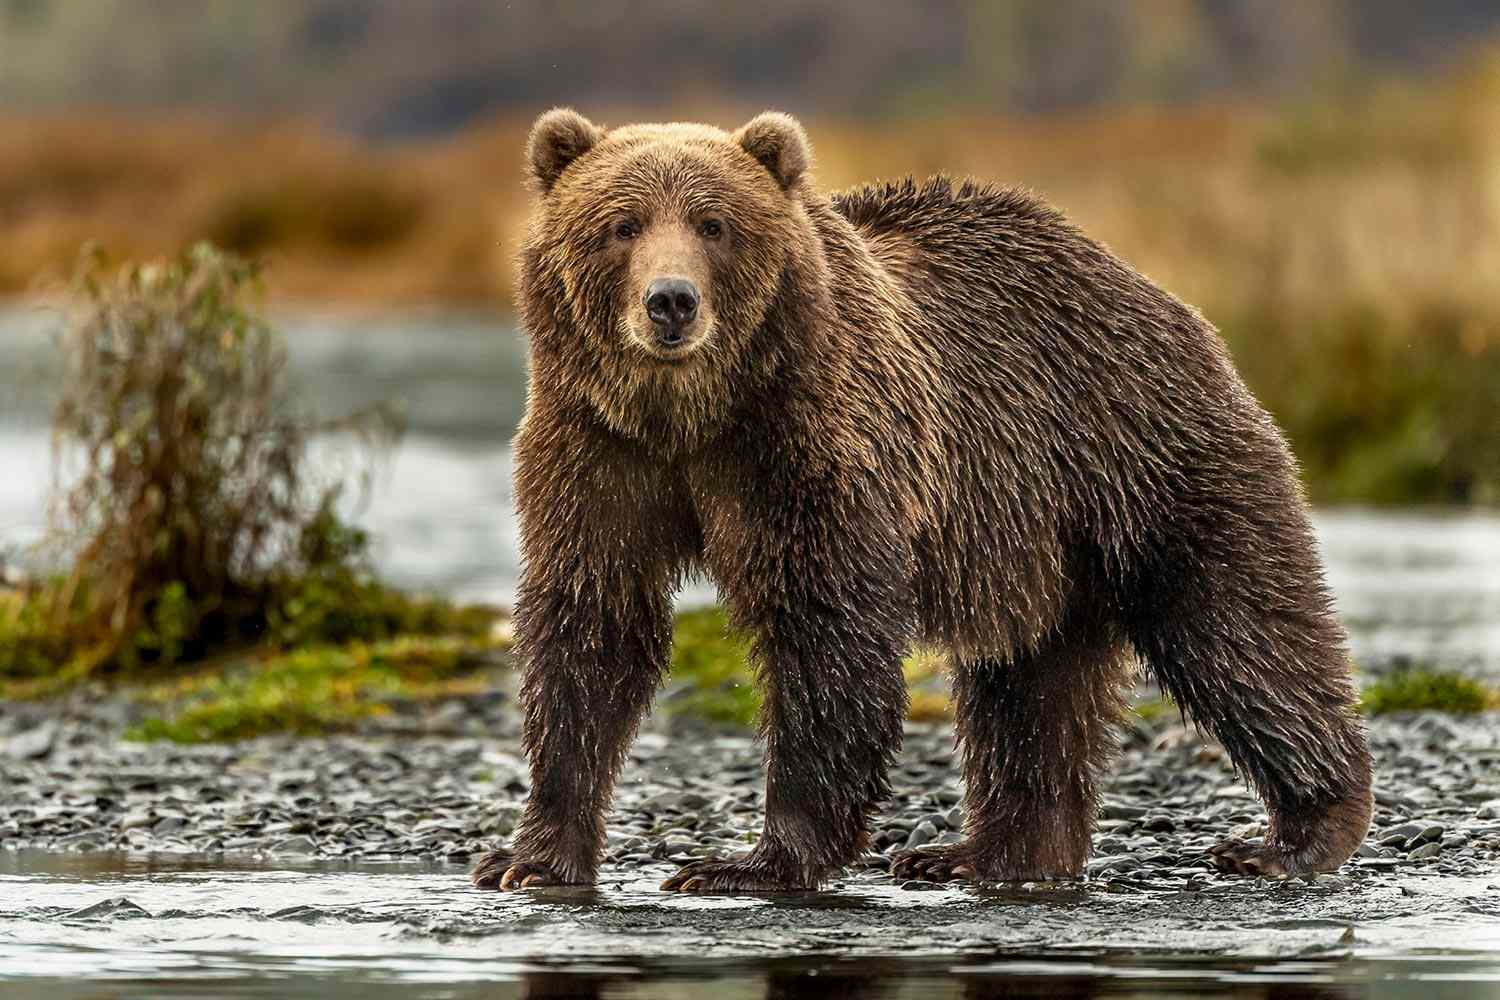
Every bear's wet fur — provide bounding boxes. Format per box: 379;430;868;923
471;108;1373;894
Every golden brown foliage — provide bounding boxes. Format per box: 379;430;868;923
2;55;1498;320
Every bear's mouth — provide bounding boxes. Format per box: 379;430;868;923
628;316;713;364
645;339;700;363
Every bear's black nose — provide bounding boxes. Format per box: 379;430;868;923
645;278;699;334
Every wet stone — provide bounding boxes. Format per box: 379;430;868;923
4;722;57;760
120;810;155;832
904;821;939;850
1086;855;1141;876
66;897;150;920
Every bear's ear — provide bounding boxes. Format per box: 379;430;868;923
526;108;604;193
734;112;811;191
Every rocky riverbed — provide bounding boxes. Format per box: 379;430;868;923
4;687;1500;887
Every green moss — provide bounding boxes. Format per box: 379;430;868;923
664;605;759;727
904;647;952;722
1132;696;1181;725
125;635;505;743
1;569;499;700
662;608;962;727
1361;669;1497;716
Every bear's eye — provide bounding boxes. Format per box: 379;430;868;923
614;219;641;241
698;218;723;240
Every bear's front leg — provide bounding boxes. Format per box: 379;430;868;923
663;469;915;893
660;607;911;893
473;578;673;890
473;416;694;892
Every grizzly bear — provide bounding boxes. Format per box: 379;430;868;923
470;109;1373;894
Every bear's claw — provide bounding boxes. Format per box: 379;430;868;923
1209;837;1290;878
470;848;513;889
660;854;811;894
471;849;567;891
890;844;982;884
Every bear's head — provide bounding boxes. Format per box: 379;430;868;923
518;109;825;449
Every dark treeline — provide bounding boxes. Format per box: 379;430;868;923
2;0;1498;136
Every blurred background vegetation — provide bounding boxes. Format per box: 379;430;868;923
2;2;1498;734
3;2;1498;504
4;1;1498;130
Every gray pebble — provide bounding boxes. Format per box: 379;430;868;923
905;821;939;850
4;722;56;760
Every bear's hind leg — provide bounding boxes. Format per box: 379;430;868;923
893;618;1129;884
1127;507;1373;877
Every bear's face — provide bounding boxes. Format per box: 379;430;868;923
519;109;819;447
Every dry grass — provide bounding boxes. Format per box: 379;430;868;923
0;115;512;305
3;54;1497;320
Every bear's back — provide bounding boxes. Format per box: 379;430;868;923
832;175;1055;241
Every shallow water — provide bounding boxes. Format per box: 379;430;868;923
3;851;1500;998
3;308;1498;674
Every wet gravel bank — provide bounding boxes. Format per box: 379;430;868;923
4;692;1500;892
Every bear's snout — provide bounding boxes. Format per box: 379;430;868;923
644;277;700;348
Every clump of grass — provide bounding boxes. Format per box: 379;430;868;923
127;635;506;743
45;243;386;665
0;244;469;694
1361;669;1498;716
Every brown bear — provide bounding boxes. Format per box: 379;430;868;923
470;109;1373;894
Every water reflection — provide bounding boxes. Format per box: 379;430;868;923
4;851;1500;998
6;961;1487;1000
437;957;1500;999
